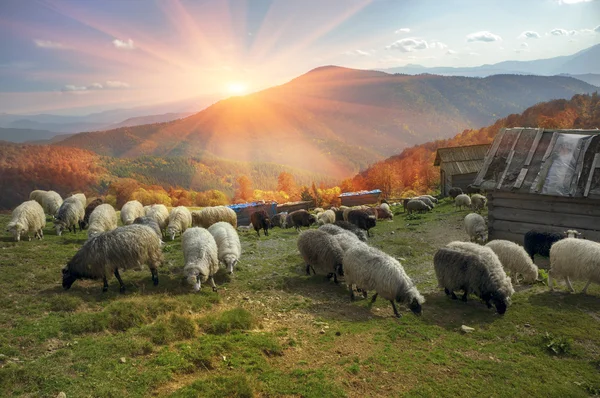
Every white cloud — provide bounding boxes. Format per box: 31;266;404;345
88;82;103;89
446;49;458;55
596;25;600;32
466;31;502;42
34;39;67;49
343;49;371;56
105;80;130;88
61;85;87;92
557;0;594;4
395;28;410;34
550;28;578;36
112;38;135;50
61;80;129;93
518;31;541;39
579;28;596;34
386;38;429;52
429;41;448;49
468;52;479;56
521;42;529;48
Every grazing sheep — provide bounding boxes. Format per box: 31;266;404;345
71;193;86;209
334;209;345;221
297;229;344;283
55;197;85;236
182;227;219;292
376;203;393;220
133;216;162;238
419;195;438;204
319;224;365;253
270;212;288;228
6;200;46;242
62;224;162;293
332;221;368;242
486;240;538;284
448;187;463;199
465;185;482;195
312;207;325;214
523;229;565;261
121;200;145;226
288;209;316;232
406;199;431;214
41;190;63;216
191;206;237;229
237;224;253;232
435;241;514;314
167;206;192;240
470;194;487;211
343;246;424;318
464;213;487;244
81;198;103;230
317;209;336;226
416;196;435;208
87;204;118;239
29;190;47;205
549;238;600;294
208;221;242;274
402;198;412;213
347;210;377;237
250;210;270;237
454;194;471;210
146;204;170;235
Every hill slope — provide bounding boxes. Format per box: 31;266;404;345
0;127;63;143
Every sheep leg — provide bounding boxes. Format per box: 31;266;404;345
114;269;125;293
390;301;401;318
332;273;339;284
548;270;553;290
102;277;109;292
445;288;458;300
362;290;368;299
350;287;356;302
371;293;378;303
461;291;468;302
255;229;260;238
151;268;159;286
565;277;575;293
210;276;218;292
305;264;311;275
582;280;592;294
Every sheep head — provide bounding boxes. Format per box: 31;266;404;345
62;266;78;290
564;230;581;238
408;297;423;316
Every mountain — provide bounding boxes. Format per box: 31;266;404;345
565;74;600;87
57;67;598;178
381;44;600;77
106;112;194;129
0;127;63;143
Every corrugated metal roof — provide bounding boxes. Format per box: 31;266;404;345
442;159;486;175
434;144;491;166
339;189;382;197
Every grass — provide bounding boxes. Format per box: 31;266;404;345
0;200;599;397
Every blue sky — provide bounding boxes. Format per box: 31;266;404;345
0;0;598;115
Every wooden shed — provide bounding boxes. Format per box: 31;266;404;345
227;201;278;227
434;144;491;197
276;201;312;214
339;190;381;206
471;127;600;243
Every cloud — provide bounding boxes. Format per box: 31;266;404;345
429;41;448;49
88;82;103;89
596;25;600;32
557;0;595;4
61;85;88;92
34;39;67;49
550;28;579;36
105;80;130;88
61;80;129;93
386;38;429;52
112;38;135;50
519;31;541;39
395;28;410;34
446;49;458;55
343;49;371;56
466;31;502;42
521;42;529;48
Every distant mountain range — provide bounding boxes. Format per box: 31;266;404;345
380;43;600;77
57;67;599;178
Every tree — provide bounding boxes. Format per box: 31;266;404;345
311;182;323;207
277;172;297;196
300;186;314;205
235;175;253;202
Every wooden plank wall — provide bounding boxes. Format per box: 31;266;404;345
341;193;381;207
276;202;311;214
488;191;600;244
451;172;478;192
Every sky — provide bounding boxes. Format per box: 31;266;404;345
0;0;599;115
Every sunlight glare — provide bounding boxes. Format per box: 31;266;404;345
227;82;248;95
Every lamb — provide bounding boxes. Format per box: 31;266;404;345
208;221;242;274
62;224;162;293
6;200;46;242
287;209;316;232
523;229;566;261
464;213;487;244
343;245;424;318
29;190;47;205
549;238;600;294
87;204;118;239
133;216;162;238
347;210;377;237
121;200;145;226
332;221;368;242
416;196;435;208
406;199;431;214
191;206;237;229
270;212;288;228
54;196;85;236
146;204;170;236
81;198;103;230
470;194;487;211
167;206;192;240
182;227;219;292
448;187;463;199
250;210;270;237
454;194;471;210
297;229;344;283
434;241;514;314
485;240;538;284
376;203;393;220
317;209;336;226
41;190;63;216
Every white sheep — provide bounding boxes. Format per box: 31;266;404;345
167;206;192;240
208;221;242;274
377;203;393;220
87;204;118;239
145;204;169;235
191;206;237;229
406;199;431;214
317;209;336;226
419;195;438;204
6;200;46;242
55;197;85;236
455;194;471;210
343;245;424;318
120;200;145;226
417;196;435;208
182;227;219;292
41;190;63;216
297;229;345;283
464;213;487;244
29;190;47;205
470;194;487;211
549;238;600;294
485;240;538;284
71;193;87;209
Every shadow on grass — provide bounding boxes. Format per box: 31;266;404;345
527;290;600;312
418;292;502;330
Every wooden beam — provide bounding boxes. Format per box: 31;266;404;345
584;153;600;197
542;132;559;162
513;168;528;189
525;128;544;166
473;128;506;186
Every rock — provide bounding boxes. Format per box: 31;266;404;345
335;331;341;336
319;329;326;334
119;357;126;363
460;325;475;334
57;393;67;398
391;231;395;234
524;323;531;328
243;296;250;301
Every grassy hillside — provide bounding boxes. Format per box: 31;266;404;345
1;202;598;397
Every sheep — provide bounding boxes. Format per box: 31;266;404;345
486;240;538;284
406;199;431;214
523;229;566;261
62;224;162;293
182;227;219;292
347;210;377;237
454;194;471;210
288;209;316;232
167;206;192;240
250;210;270;237
121;200;145;226
332;221;368;242
146;204;169;236
237;224;253;233
270;212;288;228
317;209;336;226
549;238;600;294
41;190;63;216
419;194;438;204
81;198;103;230
402;198;412;213
448;187;463;199
87;204;118;239
208;221;242;274
297;229;344;283
434;241;514;314
416;196;435;208
6;200;46;242
191;206;237;229
376;203;393;220
29;189;47;205
55;196;85;236
312;207;325;214
343;245;424;318
470;194;487;211
133;216;162;238
334;209;345;221
464;213;487;244
71;193;86;209
319;224;364;252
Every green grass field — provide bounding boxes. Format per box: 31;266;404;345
1;200;599;397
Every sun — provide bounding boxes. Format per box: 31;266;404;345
226;82;248;96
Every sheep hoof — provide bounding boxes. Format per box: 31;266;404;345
451;292;458;300
212;287;218;293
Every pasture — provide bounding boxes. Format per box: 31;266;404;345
0;200;599;397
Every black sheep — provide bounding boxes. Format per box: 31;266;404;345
288;209;316;232
523;229;565;260
347;210;377;237
448;187;463;199
250;210;270;237
334;210;345;221
80;198;103;230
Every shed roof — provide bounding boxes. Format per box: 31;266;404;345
472;128;600;199
433;144;491;166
